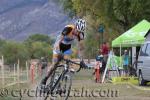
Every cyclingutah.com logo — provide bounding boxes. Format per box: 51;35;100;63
0;87;119;99
68;87;119;98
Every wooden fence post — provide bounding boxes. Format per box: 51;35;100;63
14;64;16;82
17;59;20;85
26;61;29;82
1;56;5;86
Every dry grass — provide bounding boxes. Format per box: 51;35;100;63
1;69;150;100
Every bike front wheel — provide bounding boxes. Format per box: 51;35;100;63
60;71;73;100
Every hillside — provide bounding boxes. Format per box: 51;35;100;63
0;0;72;41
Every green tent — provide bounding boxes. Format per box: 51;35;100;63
112;20;150;47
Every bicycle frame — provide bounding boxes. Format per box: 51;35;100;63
50;64;69;93
44;58;84;100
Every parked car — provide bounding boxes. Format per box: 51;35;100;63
137;41;150;86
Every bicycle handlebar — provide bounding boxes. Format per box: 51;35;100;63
63;58;87;72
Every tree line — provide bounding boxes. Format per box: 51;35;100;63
1;0;150;66
0;34;53;67
58;0;150;58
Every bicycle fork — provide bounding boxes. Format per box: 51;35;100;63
51;67;68;93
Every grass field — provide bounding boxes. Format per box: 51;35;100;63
68;69;150;100
1;69;150;100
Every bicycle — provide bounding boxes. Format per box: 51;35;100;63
36;58;87;100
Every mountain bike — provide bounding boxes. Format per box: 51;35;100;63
36;58;87;100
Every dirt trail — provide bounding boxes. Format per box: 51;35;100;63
27;69;150;100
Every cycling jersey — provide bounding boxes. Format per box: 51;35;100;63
53;24;84;55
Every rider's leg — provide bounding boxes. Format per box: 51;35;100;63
40;48;72;85
40;54;59;85
64;50;76;72
63;54;75;72
63;55;70;59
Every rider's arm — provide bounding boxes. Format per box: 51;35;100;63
77;32;85;58
79;40;84;49
62;26;72;36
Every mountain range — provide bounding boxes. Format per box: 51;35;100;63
0;0;72;41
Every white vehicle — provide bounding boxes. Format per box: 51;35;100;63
137;41;150;86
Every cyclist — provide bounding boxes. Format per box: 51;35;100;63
40;19;86;86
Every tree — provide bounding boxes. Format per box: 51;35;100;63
24;34;53;45
1;41;29;67
59;0;150;58
60;0;150;34
0;39;6;56
24;34;53;60
29;41;52;60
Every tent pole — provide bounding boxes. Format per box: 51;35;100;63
120;44;122;76
102;52;111;83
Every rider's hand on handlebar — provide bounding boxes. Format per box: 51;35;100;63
80;60;88;69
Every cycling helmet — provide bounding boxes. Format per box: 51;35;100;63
75;19;86;32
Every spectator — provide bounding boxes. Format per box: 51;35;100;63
123;50;129;77
94;50;104;83
101;42;109;63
